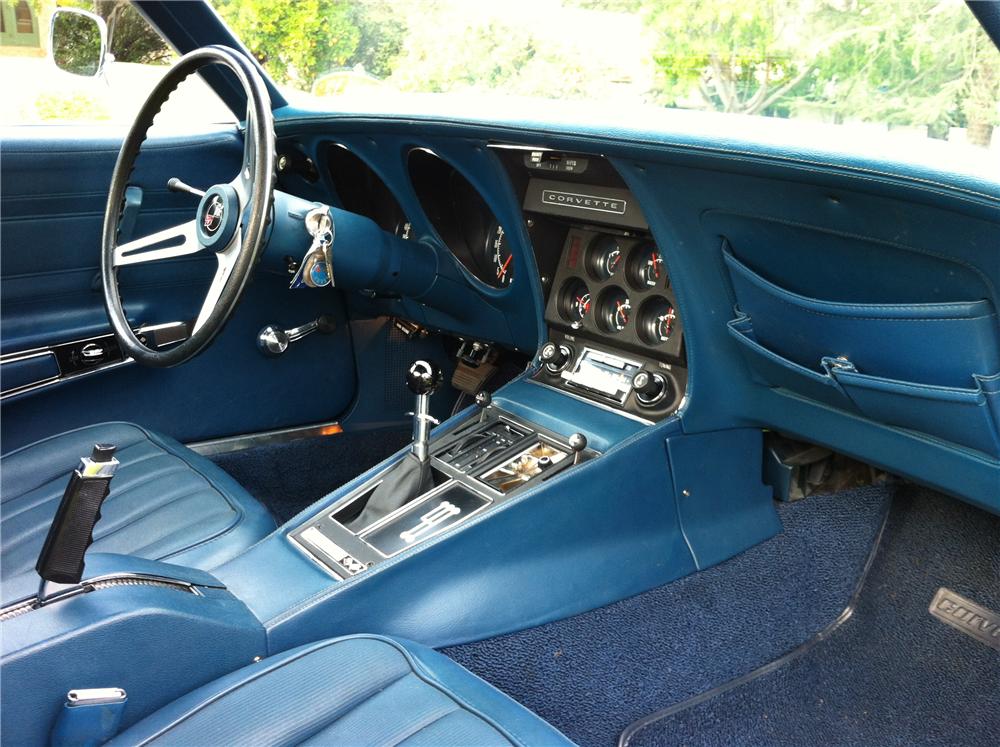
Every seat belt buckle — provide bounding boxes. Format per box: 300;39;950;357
50;688;127;747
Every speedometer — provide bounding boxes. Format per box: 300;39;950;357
488;223;514;287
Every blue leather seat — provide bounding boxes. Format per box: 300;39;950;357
107;634;573;746
0;422;275;582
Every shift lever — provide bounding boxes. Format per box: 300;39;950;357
346;360;442;531
407;360;443;463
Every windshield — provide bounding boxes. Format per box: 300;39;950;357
211;0;1000;152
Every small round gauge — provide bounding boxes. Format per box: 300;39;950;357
628;242;667;289
558;279;592;325
587;235;624;281
637;298;678;345
487;223;513;287
598;287;632;333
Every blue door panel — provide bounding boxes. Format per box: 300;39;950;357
0;127;358;451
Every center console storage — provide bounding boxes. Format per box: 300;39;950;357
288;407;595;577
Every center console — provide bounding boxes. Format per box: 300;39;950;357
289;403;595;578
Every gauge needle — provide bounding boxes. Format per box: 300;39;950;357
652;252;660;276
498;254;512;278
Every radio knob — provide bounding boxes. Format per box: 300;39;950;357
540;342;572;371
632;371;671;406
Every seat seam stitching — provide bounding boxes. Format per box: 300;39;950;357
127;640;406;746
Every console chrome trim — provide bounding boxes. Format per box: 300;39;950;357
187;421;343;456
522;377;654;425
0;572;203;619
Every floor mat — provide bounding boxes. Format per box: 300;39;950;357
626;485;1000;747
444;485;892;747
210;428;410;523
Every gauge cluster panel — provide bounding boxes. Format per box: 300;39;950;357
545;228;684;362
535;226;686;420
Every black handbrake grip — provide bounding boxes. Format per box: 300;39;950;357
35;444;119;587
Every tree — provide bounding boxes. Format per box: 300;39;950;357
212;0;360;90
803;0;998;143
643;0;817;115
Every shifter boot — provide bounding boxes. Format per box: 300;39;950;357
348;453;434;531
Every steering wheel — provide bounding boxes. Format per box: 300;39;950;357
101;46;275;367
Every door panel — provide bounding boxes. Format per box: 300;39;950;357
0;126;357;451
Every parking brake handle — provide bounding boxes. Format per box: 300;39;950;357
35;444;119;600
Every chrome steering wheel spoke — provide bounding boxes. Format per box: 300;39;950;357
113;220;201;267
231;103;255;208
194;230;242;333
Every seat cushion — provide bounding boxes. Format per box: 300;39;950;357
0;422;274;582
107;634;574;747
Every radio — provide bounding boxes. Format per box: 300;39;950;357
561;348;642;404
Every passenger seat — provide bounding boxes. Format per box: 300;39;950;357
106;634;573;746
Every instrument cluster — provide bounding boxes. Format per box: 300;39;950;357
547;229;683;361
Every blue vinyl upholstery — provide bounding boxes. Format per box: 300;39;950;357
0;422;275;582
106;634;574;747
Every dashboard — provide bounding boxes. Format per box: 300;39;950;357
278;137;688;423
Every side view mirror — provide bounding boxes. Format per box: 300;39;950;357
49;7;110;78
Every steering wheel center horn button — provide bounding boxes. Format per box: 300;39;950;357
195;185;240;250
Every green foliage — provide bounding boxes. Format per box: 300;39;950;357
203;0;998;146
645;0;819;115
32;90;109;120
51;9;103;75
212;0;361;89
98;0;173;65
802;0;995;135
55;0;174;64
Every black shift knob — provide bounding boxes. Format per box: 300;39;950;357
406;360;443;395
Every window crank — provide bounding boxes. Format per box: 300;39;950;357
257;315;337;357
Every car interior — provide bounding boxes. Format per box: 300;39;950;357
1;1;998;745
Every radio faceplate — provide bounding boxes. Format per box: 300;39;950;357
533;329;686;422
561;347;643;404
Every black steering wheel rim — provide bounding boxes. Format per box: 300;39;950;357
101;45;275;368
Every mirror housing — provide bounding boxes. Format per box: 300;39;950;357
49;8;109;78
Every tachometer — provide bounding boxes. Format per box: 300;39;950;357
587;235;623;281
488;223;514;287
558;279;592;325
598;287;631;333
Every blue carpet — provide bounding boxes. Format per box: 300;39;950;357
444;485;891;747
211;428;411;523
628;485;1000;747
